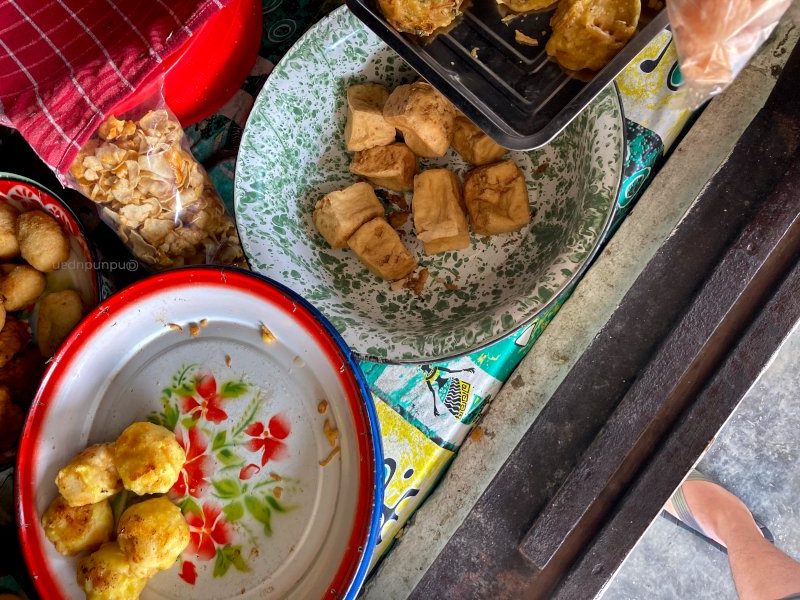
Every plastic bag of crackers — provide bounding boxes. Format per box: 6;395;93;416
68;104;245;269
668;0;791;107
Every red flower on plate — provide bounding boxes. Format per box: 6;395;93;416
179;560;197;585
239;463;260;480
244;414;291;467
186;502;233;561
180;371;228;423
172;426;213;498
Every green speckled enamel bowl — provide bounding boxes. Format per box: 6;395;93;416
234;6;623;363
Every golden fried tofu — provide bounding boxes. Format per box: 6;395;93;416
41;495;113;556
348;218;417;281
451;116;508;166
17;210;70;272
77;542;149;600
383;83;456;158
349;143;417;192
344;84;397;152
412;169;470;255
546;0;640;72
56;444;122;507
0;264;45;311
113;422;185;496
464;160;530;235
117;497;189;577
379;0;462;36
313;182;385;249
36;289;83;357
0;317;29;369
497;0;556;11
0;204;19;260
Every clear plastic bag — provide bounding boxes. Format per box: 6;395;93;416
668;0;792;107
68;91;245;269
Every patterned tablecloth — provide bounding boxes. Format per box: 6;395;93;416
0;0;697;592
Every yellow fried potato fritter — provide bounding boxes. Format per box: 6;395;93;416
0;264;45;311
0;204;19;260
41;495;113;556
56;444;123;507
113;422;185;495
36;289;83;357
546;0;640;72
77;542;150;600
379;0;462;36
117;497;190;577
17;210;70;272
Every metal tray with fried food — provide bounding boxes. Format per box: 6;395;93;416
346;0;668;150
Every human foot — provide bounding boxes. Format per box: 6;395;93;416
664;471;765;549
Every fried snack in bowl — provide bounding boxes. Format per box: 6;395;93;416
0;317;30;369
37;289;84;357
384;82;456;158
112;422;185;495
56;444;122;507
464;160;531;235
451;116;508;166
546;0;641;72
349;143;418;192
412;169;470;255
0;265;46;311
344;84;397;152
0;385;23;452
17;210;70;272
379;0;462;36
497;0;557;13
0;204;19;260
41;495;113;557
116;497;190;577
347;217;417;281
77;542;149;600
70;111;244;269
313;182;385;248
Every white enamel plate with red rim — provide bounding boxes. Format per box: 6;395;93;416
16;268;382;599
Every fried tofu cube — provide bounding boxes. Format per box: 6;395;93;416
42;495;114;556
383;82;455;158
412;169;469;255
344;83;397;152
348;218;417;281
349;143;417;192
451;116;508;166
313;182;385;249
464;160;530;235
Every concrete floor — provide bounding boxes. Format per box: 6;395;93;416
600;322;800;600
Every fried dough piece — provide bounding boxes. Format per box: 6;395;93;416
497;0;557;13
36;289;83;357
0;204;19;260
451;116;508;166
77;542;149;600
546;0;640;72
56;444;122;507
113;422;185;495
348;217;417;281
412;169;470;255
313;182;385;248
117;497;190;577
379;0;462;36
0;346;44;403
0;265;46;311
42;495;114;556
384;83;456;158
464;160;530;235
349;143;417;192
0;385;22;452
0;317;29;369
344;84;397;152
17;210;70;272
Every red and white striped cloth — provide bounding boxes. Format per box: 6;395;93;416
0;0;229;174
